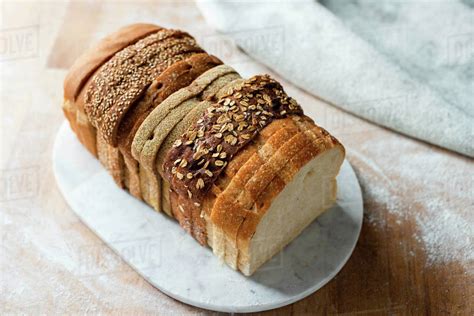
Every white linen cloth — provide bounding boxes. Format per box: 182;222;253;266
196;0;474;157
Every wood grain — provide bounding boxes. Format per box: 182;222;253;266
1;1;472;315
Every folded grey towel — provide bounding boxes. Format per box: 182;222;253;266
197;0;474;157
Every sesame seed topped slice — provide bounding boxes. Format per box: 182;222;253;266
84;28;204;145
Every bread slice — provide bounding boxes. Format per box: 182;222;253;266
105;50;203;193
62;23;162;157
158;73;242;216
205;117;344;275
206;117;303;267
132;65;239;213
84;32;204;145
239;144;344;275
116;53;222;200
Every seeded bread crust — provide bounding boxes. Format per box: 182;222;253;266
78;32;204;191
156;73;243;176
117;53;223;160
163;75;303;202
160;74;243;217
64;23;162;102
84;30;204;146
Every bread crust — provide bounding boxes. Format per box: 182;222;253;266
64;23;162;102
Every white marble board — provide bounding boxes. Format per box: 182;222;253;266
53;122;363;313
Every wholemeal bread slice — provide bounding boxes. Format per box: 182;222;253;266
158;73;242;216
132;65;239;213
79;30;204;192
116;53;223;199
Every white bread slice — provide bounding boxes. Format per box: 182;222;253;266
239;145;344;275
203;116;344;275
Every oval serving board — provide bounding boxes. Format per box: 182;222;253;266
53;122;363;313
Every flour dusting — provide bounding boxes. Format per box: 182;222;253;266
350;135;474;272
416;203;473;271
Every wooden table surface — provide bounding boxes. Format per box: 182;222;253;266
1;1;473;315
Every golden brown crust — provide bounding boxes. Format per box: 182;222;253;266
208;118;301;253
235;119;342;250
64;23;162;102
73;73;99;156
205;116;343;266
